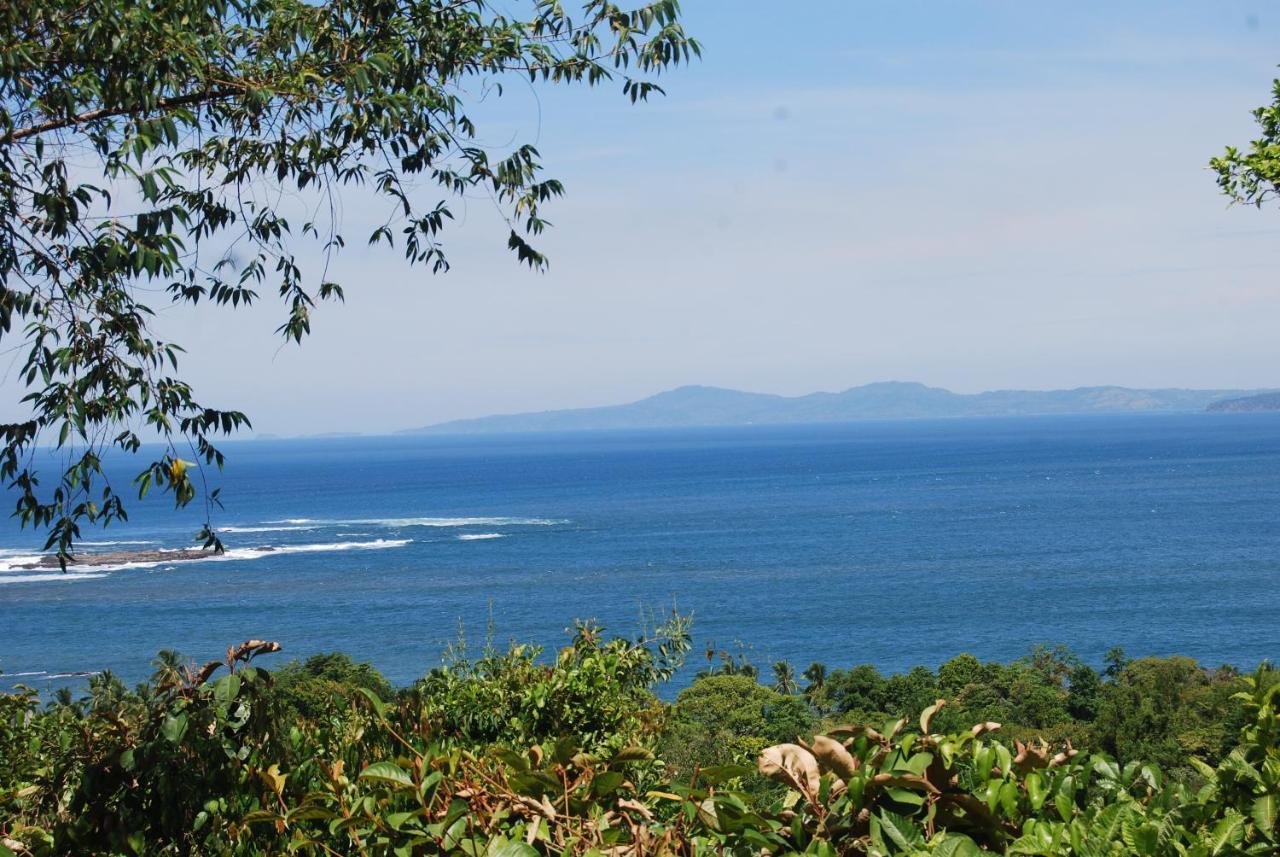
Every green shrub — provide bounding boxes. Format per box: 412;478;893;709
2;632;1276;855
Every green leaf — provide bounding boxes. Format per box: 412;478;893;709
877;809;924;850
697;764;752;785
1210;813;1246;855
931;834;982;857
592;771;626;797
212;673;240;705
1025;771;1048;810
487;840;539;857
1189;756;1218;782
356;686;389;719
1093;758;1121;781
358;761;414;789
552;735;579;765
611;746;654;763
1054;783;1075;822
161;712;188;743
1252;794;1277;837
999;780;1020;817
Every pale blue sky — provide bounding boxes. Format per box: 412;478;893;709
126;2;1280;433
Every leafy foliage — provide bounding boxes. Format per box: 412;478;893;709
658;673;814;785
798;649;1250;780
411;615;692;753
0;0;698;564
2;631;1278;855
1212;75;1280;209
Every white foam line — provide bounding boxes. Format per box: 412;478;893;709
221;525;319;533
0;572;109;584
239;539;412;556
78;540;158;546
266;516;565;528
0;555;49;571
458;533;505;541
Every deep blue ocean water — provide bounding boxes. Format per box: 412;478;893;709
2;413;1279;693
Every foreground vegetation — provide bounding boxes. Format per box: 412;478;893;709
2;618;1277;855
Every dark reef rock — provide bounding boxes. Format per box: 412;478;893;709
12;547;273;570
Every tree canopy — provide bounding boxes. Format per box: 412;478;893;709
1212;77;1280;209
0;0;698;563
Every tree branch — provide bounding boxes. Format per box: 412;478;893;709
1;85;242;144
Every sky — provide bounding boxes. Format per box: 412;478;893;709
33;1;1280;435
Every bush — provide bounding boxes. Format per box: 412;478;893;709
658;674;815;781
2;632;1276;855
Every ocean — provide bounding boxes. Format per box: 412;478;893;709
2;413;1279;692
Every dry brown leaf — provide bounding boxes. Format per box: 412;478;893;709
808;735;859;780
970;721;1002;737
617;798;654;822
758;743;820;796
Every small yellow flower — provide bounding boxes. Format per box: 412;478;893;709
167;458;194;485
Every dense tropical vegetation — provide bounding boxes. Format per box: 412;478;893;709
2;620;1277;855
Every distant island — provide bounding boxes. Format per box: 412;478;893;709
1206;391;1280;413
401;381;1279;435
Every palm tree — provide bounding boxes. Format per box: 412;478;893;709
803;662;827;694
84;670;128;713
773;660;798;695
52;686;76;711
150;649;187;689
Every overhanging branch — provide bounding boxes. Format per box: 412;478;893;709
0;85;242;144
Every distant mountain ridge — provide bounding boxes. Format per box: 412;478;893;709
402;381;1278;435
1206;392;1280;413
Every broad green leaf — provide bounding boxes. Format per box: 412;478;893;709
592;771;625;796
161;713;188;744
358;761;414;789
931;833;982;857
487;840;539;857
1209;813;1246;855
877;809;924;850
697;765;752;785
212;673;240;706
611;746;654;763
355;687;389;718
1025;771;1047;810
1252;794;1277;837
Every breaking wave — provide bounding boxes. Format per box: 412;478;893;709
77;540;159;547
457;533;504;541
223;539;412;557
221;525;319;533
266;516;564;528
0;571;110;584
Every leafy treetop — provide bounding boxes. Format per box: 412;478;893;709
0;0;698;564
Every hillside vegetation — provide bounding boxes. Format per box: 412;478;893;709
1206;393;1280;414
3;619;1277;855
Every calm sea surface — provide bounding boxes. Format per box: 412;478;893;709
3;413;1279;691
